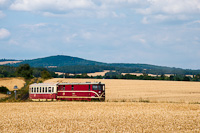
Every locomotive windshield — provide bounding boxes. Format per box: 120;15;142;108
92;85;104;91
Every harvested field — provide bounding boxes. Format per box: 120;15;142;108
0;78;25;91
0;61;22;65
87;70;110;76
0;93;8;99
0;102;199;132
45;78;200;103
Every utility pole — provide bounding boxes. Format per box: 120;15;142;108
14;85;18;100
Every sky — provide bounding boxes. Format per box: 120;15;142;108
0;0;200;69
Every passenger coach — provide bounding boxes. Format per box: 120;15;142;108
29;83;57;101
29;82;105;101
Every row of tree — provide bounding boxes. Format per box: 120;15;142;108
0;64;53;79
1;64;200;81
57;72;200;81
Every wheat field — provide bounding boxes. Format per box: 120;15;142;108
0;78;200;132
0;102;199;132
0;78;25;91
45;78;200;103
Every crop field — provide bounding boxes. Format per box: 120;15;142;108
0;78;25;91
1;78;200;132
0;93;8;99
0;102;199;132
45;78;200;103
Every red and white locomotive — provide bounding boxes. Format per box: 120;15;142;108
29;82;105;101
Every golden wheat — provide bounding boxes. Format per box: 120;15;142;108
45;78;200;103
0;102;199;132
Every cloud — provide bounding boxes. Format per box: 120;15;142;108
10;0;95;11
135;0;200;24
21;23;48;29
0;28;10;39
0;0;6;5
137;0;200;15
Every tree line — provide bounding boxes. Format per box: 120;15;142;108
1;64;200;81
0;64;54;79
57;72;200;81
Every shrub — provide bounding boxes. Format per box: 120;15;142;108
0;86;9;94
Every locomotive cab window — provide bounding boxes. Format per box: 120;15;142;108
98;85;103;90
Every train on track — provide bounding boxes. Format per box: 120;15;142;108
29;82;105;101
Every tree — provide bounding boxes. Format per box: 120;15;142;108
16;64;33;79
41;70;52;79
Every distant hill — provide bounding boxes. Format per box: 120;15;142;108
2;55;200;75
13;55;106;67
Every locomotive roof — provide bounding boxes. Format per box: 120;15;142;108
58;82;104;85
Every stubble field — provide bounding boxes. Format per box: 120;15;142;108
1;78;200;132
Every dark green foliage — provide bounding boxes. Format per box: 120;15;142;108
0;66;16;77
16;64;33;79
0;86;9;94
41;70;52;79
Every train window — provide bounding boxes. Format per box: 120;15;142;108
63;86;65;90
37;87;39;93
52;87;54;93
72;85;74;90
45;87;47;92
40;87;41;93
89;85;90;91
92;85;98;90
42;87;44;93
32;87;33;92
48;87;51;93
98;85;102;90
34;87;36;92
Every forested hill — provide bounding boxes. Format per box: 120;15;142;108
2;55;200;75
13;55;106;67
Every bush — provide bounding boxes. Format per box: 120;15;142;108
0;86;9;94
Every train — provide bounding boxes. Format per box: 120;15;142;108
29;82;105;101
